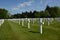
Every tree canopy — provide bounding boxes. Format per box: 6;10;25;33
0;5;60;19
10;6;60;18
0;8;8;19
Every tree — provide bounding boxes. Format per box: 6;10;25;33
0;8;8;19
43;10;51;17
10;6;60;18
53;7;60;17
34;11;40;18
45;5;60;17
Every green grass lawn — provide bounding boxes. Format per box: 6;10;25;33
0;19;60;40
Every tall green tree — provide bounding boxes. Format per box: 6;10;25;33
43;10;51;17
45;5;60;17
0;8;8;19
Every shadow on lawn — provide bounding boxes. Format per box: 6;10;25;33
22;26;28;28
28;30;40;33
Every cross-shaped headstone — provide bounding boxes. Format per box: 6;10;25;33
19;19;20;24
28;19;30;29
0;19;4;26
39;18;44;34
22;19;24;27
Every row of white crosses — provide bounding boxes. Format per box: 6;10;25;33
8;19;25;26
55;18;60;22
0;19;4;26
8;18;31;29
47;18;54;25
24;18;44;34
43;18;54;25
8;18;54;34
11;19;21;24
21;18;30;29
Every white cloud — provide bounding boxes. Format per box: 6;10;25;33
18;1;33;7
12;1;34;11
12;8;19;11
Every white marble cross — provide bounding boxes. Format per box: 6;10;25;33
28;19;30;29
0;19;4;26
19;19;20;24
47;18;50;26
39;18;44;34
22;19;24;26
25;18;28;23
0;22;1;26
32;18;34;24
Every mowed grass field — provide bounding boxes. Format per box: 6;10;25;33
0;19;60;40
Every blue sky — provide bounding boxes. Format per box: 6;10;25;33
0;0;60;14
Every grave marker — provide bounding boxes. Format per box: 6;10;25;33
19;19;20;24
47;18;50;25
39;18;44;34
22;19;24;26
28;19;30;29
0;19;4;26
32;18;34;24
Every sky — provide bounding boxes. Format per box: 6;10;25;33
0;0;60;14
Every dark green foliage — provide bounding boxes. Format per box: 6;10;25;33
45;5;60;17
0;5;60;18
10;6;60;18
0;8;8;19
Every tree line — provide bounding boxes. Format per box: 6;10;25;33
0;5;60;19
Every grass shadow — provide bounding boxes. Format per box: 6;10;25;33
22;26;28;28
28;30;40;33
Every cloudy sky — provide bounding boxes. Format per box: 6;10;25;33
0;0;60;14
